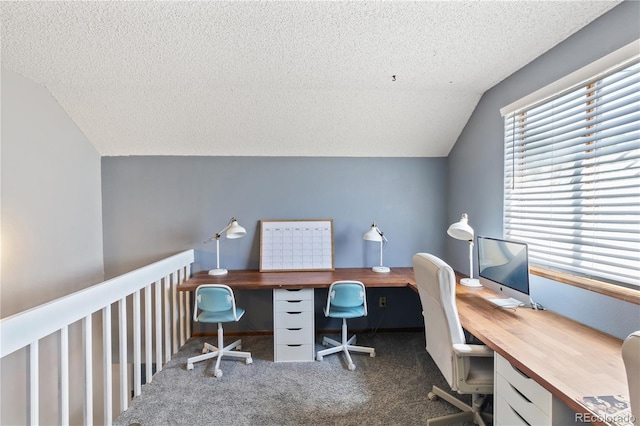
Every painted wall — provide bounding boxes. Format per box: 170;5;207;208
101;156;445;332
1;70;105;424
2;2;636;421
446;1;640;340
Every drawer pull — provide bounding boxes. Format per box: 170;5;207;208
287;300;302;303
287;328;302;331
512;364;532;379
286;289;302;292
510;383;533;404
287;344;302;347
510;405;531;426
286;312;302;315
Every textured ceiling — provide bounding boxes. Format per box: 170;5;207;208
1;1;620;157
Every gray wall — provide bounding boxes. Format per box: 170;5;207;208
1;70;105;425
446;1;640;340
102;156;445;331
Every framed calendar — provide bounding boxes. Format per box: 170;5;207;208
259;219;334;271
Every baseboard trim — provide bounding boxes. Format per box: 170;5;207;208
191;327;424;338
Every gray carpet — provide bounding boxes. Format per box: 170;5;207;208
114;332;479;426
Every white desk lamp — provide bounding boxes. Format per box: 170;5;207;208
447;213;482;287
363;222;390;273
204;217;246;276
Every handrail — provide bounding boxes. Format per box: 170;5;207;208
0;249;195;425
1;250;194;358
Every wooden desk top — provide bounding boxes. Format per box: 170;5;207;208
453;282;627;422
178;266;627;421
178;267;416;291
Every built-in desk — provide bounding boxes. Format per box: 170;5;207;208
451;281;627;425
177;268;414;291
179;267;628;424
179;268;414;361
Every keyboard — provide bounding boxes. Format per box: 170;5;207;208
487;297;524;308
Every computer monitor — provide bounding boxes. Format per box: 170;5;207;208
477;236;532;308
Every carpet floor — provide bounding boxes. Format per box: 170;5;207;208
114;332;482;426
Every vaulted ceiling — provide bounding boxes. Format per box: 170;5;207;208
1;1;620;157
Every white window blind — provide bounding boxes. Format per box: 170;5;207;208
503;57;640;289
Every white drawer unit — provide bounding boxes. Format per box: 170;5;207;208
273;288;315;362
495;353;576;425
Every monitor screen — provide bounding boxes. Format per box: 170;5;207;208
477;236;530;297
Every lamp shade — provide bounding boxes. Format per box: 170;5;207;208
447;213;474;241
225;219;246;239
363;223;383;242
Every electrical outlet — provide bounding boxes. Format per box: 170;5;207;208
379;296;387;308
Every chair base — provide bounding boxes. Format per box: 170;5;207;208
426;385;490;426
186;323;252;378
316;319;375;370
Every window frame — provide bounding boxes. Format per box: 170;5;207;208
500;40;640;304
531;265;640;305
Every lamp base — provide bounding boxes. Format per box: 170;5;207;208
460;278;482;287
208;268;228;276
372;266;390;273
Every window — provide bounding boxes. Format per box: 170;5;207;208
502;47;639;290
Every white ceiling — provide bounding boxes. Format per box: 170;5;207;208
1;1;620;157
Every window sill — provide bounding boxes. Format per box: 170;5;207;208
530;265;640;306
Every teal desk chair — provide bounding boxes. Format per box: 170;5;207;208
316;280;376;370
186;284;252;378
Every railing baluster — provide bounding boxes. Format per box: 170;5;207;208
155;280;163;372
133;290;141;397
118;297;128;413
29;341;39;426
145;284;152;384
172;271;178;354
83;315;93;425
102;305;112;426
178;268;185;348
164;275;171;362
60;326;69;425
185;264;192;340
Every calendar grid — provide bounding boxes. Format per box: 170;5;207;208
260;219;334;271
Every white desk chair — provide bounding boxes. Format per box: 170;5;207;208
413;253;494;426
316;280;376;370
622;331;640;426
186;284;252;378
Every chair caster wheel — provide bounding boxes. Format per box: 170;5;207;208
214;369;223;378
428;391;438;401
237;345;242;350
245;357;253;365
187;363;194;371
202;348;209;354
316;355;323;361
370;352;376;358
348;363;356;371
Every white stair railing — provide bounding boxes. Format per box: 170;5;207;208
0;249;194;425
